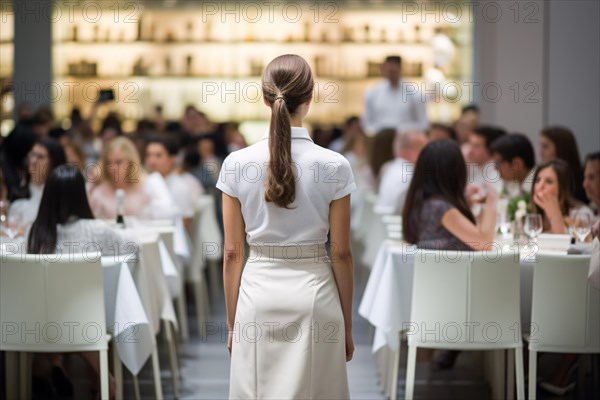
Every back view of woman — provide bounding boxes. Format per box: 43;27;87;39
217;55;355;399
402;139;498;251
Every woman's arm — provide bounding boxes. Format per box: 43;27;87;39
441;194;497;250
222;192;246;353
329;194;354;360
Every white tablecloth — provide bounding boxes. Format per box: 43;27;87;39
101;257;154;375
358;239;556;353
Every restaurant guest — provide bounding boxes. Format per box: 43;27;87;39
402;139;498;251
10;137;66;225
88;136;177;220
539;126;587;202
530;159;593;234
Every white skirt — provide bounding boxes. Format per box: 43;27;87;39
229;244;350;400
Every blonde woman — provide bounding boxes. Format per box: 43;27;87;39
88;136;177;221
219;55;355;399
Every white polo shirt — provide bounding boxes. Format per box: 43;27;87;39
362;80;429;135
216;126;357;246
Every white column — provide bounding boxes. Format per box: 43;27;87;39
13;0;53;113
473;0;545;144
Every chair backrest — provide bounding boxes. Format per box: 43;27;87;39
361;201;391;268
193;195;223;262
529;253;599;353
408;250;521;349
1;252;107;352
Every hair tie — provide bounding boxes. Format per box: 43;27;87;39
275;95;285;102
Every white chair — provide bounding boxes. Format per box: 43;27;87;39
1;252;110;399
135;219;190;342
382;214;402;240
403;250;525;400
189;195;222;335
360;195;392;280
527;253;599;400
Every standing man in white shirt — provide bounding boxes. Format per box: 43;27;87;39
377;130;428;214
362;55;429;136
144;136;204;231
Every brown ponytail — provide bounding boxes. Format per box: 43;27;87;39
261;55;314;208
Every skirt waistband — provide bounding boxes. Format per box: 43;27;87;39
248;243;327;260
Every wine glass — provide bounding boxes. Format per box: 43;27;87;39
5;212;24;240
0;200;9;237
524;213;543;243
496;211;512;236
572;211;592;243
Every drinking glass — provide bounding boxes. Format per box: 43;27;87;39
0;200;9;236
524;213;543;242
496;211;511;236
571;210;592;243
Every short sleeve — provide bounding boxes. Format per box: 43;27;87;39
427;198;455;219
332;156;357;200
216;155;238;198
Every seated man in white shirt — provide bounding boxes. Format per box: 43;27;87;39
466;125;506;195
362;55;428;136
376;130;427;214
490;133;537;198
144;136;204;231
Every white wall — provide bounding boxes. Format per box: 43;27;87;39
546;0;600;158
473;0;545;141
474;0;600;160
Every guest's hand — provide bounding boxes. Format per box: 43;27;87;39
483;183;498;204
345;329;355;362
465;184;485;206
534;190;561;214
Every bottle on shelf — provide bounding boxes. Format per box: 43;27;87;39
164;56;172;76
380;28;386;43
187;21;194;41
303;20;311;42
414;25;421;43
137;16;143;41
185;55;193;76
149;21;156;41
115;189;125;229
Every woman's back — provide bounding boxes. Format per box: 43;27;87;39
413;197;473;251
217;126;356;246
55;219;138;257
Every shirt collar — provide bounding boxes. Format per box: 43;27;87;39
383;79;403;90
261;126;313;142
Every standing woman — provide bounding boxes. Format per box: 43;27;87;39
218;54;356;399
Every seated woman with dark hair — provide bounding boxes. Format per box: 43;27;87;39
10;137;66;225
402;139;498;251
530;159;593;234
28;165;137;399
539;126;587;202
